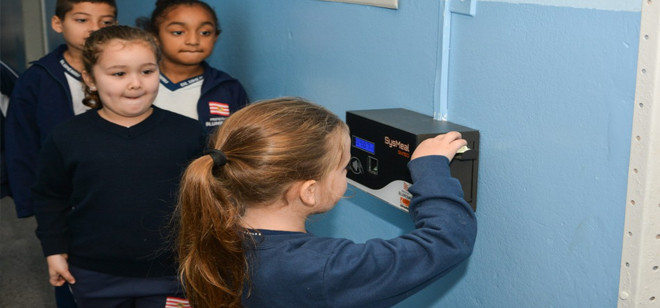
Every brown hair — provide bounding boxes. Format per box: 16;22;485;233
55;0;117;20
176;97;349;307
81;25;160;109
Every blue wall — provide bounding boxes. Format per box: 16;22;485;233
118;1;640;306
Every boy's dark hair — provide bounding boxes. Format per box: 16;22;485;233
55;0;117;19
148;0;221;36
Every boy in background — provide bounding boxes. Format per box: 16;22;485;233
6;0;116;217
4;1;117;306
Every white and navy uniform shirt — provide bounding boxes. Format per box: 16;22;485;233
60;59;89;115
147;62;249;134
152;73;203;120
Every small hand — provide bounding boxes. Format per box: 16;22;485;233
411;131;467;162
46;254;76;286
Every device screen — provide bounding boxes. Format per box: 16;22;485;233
353;136;375;154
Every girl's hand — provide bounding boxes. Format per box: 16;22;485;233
411;131;467;162
46;254;76;286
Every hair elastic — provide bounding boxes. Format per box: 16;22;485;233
204;149;227;167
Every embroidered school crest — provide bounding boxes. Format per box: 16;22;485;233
209;101;230;116
165;297;190;307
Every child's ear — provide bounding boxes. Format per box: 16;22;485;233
298;180;318;207
51;16;63;33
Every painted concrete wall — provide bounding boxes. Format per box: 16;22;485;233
114;0;639;306
442;4;638;306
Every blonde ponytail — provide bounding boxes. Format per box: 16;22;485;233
177;156;247;308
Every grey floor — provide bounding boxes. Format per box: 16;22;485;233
0;197;55;307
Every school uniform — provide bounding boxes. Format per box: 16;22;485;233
32;107;205;306
153;61;249;134
5;44;86;218
243;155;478;308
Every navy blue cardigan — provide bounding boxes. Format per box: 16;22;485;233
243;156;478;307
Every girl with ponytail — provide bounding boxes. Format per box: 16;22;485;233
177;97;477;307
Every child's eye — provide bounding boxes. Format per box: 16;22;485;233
101;20;116;26
142;69;156;75
200;31;213;36
75;18;88;23
171;31;184;36
111;72;126;77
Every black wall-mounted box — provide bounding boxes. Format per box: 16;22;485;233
346;108;479;211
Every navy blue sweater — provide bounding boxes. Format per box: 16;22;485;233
33;107;205;278
243;156;477;307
